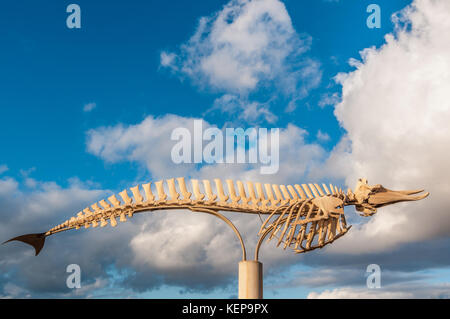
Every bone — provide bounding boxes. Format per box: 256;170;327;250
273;184;289;205
286;201;309;246
110;215;118;227
277;203;299;247
255;182;269;209
246;181;259;207
108;195;121;207
154;180;167;201
269;206;290;240
69;217;77;226
284;226;296;249
294;184;307;200
236;181;250;207
328;217;337;241
126;209;134;218
317;219;326;246
166;178;180;201
191;179;205;201
119;190;133;205
294;203;314;249
83;207;93;216
176;177;191;201
90;203;101;214
336;215;342;233
259;205;283;235
287;185;299;201
214;179;229;204
308;184;320;198
119;212;127;222
100;218;108;227
340;214;347;229
322;220;329;244
269;206;289;240
347;188;354;199
203;179;216;202
314;184;325;197
397;189;425;195
265;183;279;207
322;184;331;195
130;185;144;204
142;183;155;203
330;184;336;194
99;200;111;209
295;226;306;250
280;185;294;204
91;220;99;228
302;184;314;199
226;179;241;204
305;222;318;249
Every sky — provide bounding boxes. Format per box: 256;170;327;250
0;0;449;298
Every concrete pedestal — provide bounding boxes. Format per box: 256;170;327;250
238;260;263;299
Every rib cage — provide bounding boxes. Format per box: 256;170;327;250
257;199;350;254
47;178;347;237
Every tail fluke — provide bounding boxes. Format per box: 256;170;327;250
3;233;47;256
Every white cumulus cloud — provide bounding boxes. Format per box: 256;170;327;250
323;0;450;254
161;0;321;115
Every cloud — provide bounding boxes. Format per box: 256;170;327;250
160;52;177;68
86;114;204;178
0;165;8;175
207;94;277;124
316;130;330;142
319;0;450;254
269;266;432;289
307;282;450;299
83;103;96;113
318;92;340;108
161;0;322;116
86;114;328;184
0;175;113;297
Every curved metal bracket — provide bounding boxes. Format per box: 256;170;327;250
254;227;272;261
189;207;247;261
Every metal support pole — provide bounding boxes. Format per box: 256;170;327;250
238;260;263;299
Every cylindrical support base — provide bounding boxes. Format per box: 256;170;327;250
238;260;263;299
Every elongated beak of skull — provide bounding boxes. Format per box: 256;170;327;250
368;188;429;208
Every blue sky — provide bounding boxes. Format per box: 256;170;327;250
0;0;409;186
1;0;449;299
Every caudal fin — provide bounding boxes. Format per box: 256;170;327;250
3;233;47;256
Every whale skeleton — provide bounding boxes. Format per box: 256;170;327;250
3;177;428;259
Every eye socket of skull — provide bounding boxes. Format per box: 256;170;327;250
370;184;385;193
